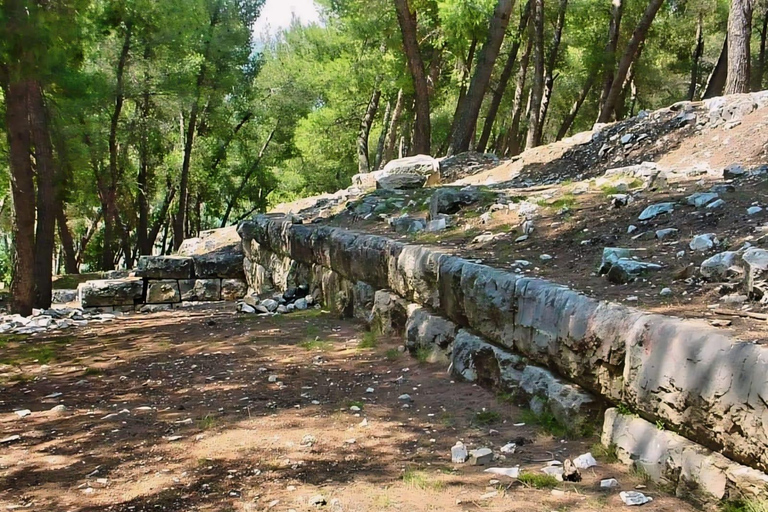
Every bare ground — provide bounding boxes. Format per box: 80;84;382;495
0;304;696;511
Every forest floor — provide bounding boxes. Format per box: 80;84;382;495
0;304;697;512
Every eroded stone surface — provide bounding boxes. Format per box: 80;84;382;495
78;279;143;308
179;279;221;301
146;280;181;304
137;256;193;279
221;279;248;301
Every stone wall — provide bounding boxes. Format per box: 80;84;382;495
238;214;768;497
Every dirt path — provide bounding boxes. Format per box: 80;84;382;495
0;305;695;511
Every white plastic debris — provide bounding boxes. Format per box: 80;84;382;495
573;452;597;469
485;467;521;478
620;491;653;506
500;443;517;454
601;478;620;489
451;442;468;463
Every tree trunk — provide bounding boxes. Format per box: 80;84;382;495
4;80;36;316
137;43;152;255
374;98;392;170
357;88;381;173
525;0;545;150
220;124;277;227
755;9;768;91
614;41;643;120
688;13;704;100
477;0;532;153
394;0;431;155
174;6;220;250
508;35;533;156
55;201;78;274
536;0;568;145
598;0;624;112
76;211;102;267
382;89;404;167
597;0;665;123
444;37;478;154
556;71;595;140
29;82;56;309
704;36;729;98
449;0;515;155
725;0;752;94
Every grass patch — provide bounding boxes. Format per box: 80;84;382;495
518;472;560;489
299;339;332;351
415;347;431;364
346;400;365;410
305;324;321;337
550;194;576;209
490;223;514;234
439;411;455;427
402;468;444;491
520;409;570;438
82;367;103;377
591;443;619;464
385;348;402;361
198;414;218;430
0;336;73;366
358;331;378;349
473;409;502;426
722;499;768;512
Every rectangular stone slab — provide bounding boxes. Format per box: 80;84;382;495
78;278;143;308
193;250;245;279
136;256;194;279
220;279;247;301
146;280;181;304
179;279;221;301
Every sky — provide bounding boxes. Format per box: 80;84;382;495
252;0;321;39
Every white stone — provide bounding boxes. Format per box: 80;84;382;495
14;409;31;419
690;233;719;252
638;202;674;220
748;206;763;215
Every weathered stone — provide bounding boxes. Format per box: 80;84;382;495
52;289;77;304
221;279;248;301
685;192;719;208
638;202;674;220
370;290;408;336
352;281;375;321
602;408;768;504
376;173;427;190
146;280;181;304
193;249;245;279
261;298;279;312
136;256;193;279
177;225;242;256
451;442;469;463
389;215;427;234
689;233;718;251
179;279;222;301
429;187;482;219
381;154;439;176
78;278;143;308
700;251;740;281
469;448;493;466
405;305;458;351
656;228;679;240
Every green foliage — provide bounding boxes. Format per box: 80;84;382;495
358;331;378;349
518;472;560;489
722;499;768;512
473;409;502;425
402;467;445;490
299;339;333;351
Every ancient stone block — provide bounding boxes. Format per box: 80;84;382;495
221;279;248;301
179;279;221;301
136;256;193;279
78;278;143;308
146;280;181;304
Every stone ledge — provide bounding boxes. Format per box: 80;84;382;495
238;214;768;474
602;408;768;504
